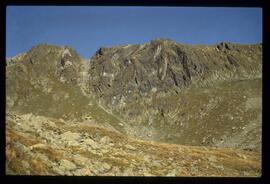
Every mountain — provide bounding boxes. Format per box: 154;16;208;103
85;38;262;149
5;39;262;176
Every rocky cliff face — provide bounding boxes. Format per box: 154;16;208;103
85;38;262;148
6;39;262;176
87;39;261;99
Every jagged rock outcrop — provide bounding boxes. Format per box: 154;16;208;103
84;39;262;148
86;39;261;99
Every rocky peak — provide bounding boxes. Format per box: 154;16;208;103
6;52;27;66
6;43;86;117
7;44;84;84
150;38;176;45
87;39;262;101
216;41;237;51
84;39;262;144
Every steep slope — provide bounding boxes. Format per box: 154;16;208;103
85;39;262;149
6;44;125;133
6;44;85;118
86;39;261;99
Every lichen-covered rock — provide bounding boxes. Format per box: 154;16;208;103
100;136;112;144
59;159;77;171
60;131;80;141
83;138;98;149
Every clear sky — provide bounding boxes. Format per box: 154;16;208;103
6;6;262;58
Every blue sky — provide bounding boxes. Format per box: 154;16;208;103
6;6;262;58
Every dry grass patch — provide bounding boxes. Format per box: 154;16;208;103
101;157;130;168
28;158;52;175
31;146;64;163
6;128;40;146
6;158;27;175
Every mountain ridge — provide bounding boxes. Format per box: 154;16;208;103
6;38;262;176
7;38;262;61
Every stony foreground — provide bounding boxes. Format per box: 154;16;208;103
6;112;261;176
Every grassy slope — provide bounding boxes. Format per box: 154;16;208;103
6;65;125;134
121;78;262;151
